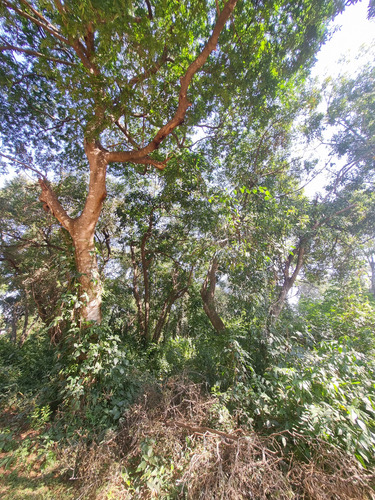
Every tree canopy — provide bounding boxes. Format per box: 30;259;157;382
1;1;375;498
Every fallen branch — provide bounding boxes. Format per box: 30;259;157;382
172;420;244;441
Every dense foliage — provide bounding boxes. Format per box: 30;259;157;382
0;0;374;498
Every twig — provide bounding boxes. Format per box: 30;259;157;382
0;152;47;180
172;421;242;441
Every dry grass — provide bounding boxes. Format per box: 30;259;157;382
57;377;375;499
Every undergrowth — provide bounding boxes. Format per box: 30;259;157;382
1;321;375;499
49;378;375;499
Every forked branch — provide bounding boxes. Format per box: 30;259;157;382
106;0;238;165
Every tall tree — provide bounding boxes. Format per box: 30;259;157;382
0;0;349;324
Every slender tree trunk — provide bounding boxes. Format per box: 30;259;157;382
269;204;357;321
19;303;29;344
141;216;153;339
175;295;188;338
11;307;18;343
152;267;192;343
269;284;290;320
269;243;305;321
201;256;226;333
153;301;174;344
130;242;146;336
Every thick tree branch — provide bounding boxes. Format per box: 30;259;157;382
106;0;238;165
145;0;153;19
84;22;95;59
38;179;73;233
71;37;99;75
131;156;168;170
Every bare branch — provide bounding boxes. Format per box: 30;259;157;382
0;152;47;179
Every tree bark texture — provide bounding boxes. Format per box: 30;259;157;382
39;141;107;323
201;257;226;333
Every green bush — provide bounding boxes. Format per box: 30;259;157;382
59;324;149;432
0;330;55;410
225;336;375;466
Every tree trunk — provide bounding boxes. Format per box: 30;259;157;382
39;140;107;324
73;229;102;323
201;257;226;333
269;243;305;321
269;282;291;320
152;269;192;343
130;242;146;337
11;307;18;343
19;302;29;345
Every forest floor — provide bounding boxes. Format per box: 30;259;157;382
1;380;375;499
0;410;76;500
